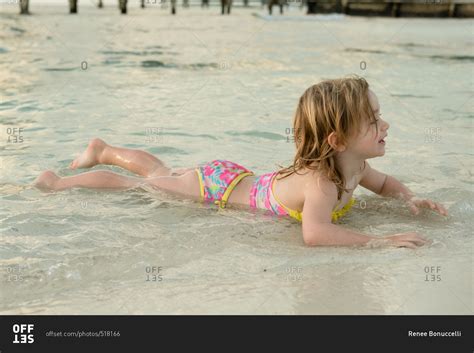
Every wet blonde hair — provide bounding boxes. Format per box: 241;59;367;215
277;75;377;201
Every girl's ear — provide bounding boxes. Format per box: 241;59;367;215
327;132;346;152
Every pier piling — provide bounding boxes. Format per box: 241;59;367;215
119;0;127;13
69;0;78;13
19;0;29;14
221;0;232;14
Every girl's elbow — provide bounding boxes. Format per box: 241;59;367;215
303;231;325;247
303;224;332;246
303;238;319;247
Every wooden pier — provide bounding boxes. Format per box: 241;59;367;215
308;0;474;17
16;0;474;17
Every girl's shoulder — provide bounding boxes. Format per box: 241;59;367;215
274;167;328;212
275;168;325;199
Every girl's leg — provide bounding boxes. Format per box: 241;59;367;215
70;138;193;177
34;170;144;191
34;169;201;200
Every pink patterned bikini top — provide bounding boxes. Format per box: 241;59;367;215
249;172;356;222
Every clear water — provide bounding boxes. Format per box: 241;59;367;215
0;4;472;314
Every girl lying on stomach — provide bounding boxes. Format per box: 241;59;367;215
34;75;448;249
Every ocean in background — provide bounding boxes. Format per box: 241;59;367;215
0;4;472;314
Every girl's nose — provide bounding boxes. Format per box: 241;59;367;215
382;119;390;131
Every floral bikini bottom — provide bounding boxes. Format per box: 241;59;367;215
195;159;254;209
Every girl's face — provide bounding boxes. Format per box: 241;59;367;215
350;89;390;158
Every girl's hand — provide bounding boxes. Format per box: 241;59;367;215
383;232;430;249
406;197;448;216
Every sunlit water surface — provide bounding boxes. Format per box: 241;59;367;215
0;5;472;314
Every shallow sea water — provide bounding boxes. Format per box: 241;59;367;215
0;4;472;314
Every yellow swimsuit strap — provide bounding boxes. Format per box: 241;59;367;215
331;197;356;222
215;171;255;209
195;168;205;202
272;177;356;223
270;175;303;222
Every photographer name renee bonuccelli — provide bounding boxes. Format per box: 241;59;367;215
408;331;462;337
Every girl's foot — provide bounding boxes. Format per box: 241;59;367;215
34;170;60;190
69;138;107;169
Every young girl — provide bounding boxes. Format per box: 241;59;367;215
34;75;448;248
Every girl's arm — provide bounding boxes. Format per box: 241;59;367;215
359;162;448;216
301;176;428;248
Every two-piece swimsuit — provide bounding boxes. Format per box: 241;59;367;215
194;159;355;222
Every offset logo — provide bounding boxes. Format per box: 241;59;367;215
12;324;34;344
